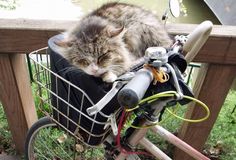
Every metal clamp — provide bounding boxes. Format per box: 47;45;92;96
104;114;118;135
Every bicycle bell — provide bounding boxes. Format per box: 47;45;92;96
145;47;168;68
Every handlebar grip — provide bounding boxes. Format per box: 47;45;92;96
117;69;153;109
183;20;213;64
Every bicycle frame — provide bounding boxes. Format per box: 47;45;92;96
116;122;210;160
112;93;210;160
26;20;213;160
115;20;213;160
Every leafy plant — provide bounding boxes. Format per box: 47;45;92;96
0;0;19;10
1;59;236;159
0;103;16;155
205;90;236;160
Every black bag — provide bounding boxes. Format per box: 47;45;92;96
48;34;193;146
48;35;122;146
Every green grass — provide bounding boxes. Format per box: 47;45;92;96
160;90;236;159
31;125;76;160
205;90;236;160
31;82;52;118
1;86;236;159
125;101;189;157
0;103;17;155
124;90;236;159
25;60;106;159
0;63;236;159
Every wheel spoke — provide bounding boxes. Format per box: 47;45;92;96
25;117;106;160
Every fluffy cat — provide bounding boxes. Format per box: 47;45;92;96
57;2;172;83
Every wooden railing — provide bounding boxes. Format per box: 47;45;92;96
0;18;236;159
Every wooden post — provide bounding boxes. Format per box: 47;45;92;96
0;19;236;156
0;54;37;153
173;64;236;160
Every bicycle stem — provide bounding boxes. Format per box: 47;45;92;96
116;121;210;160
116;95;173;159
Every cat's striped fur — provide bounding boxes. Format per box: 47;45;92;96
59;2;172;82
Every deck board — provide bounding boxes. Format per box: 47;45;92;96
0;154;19;160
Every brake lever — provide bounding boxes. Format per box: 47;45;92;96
86;81;125;116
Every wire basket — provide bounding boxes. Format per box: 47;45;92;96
29;46;122;146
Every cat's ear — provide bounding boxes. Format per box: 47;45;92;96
54;39;73;48
106;25;125;38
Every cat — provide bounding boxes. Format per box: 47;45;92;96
56;2;173;83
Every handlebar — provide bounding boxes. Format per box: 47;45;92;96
117;68;153;109
117;20;213;109
183;21;213;63
86;21;212;115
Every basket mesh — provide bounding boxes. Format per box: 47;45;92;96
29;47;122;146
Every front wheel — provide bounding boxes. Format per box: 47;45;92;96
25;117;106;160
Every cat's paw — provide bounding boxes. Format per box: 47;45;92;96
102;72;117;83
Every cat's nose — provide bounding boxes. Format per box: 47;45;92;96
91;66;99;73
92;68;98;73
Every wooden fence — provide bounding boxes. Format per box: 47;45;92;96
0;18;236;160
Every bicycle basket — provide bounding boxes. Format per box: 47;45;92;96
29;34;122;146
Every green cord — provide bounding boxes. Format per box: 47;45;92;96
129;103;181;129
126;91;210;129
166;95;210;123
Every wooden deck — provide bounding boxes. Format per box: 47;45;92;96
0;18;236;160
0;154;19;160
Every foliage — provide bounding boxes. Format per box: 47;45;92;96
205;90;236;160
30;126;77;160
0;0;19;10
179;0;188;16
0;59;235;159
125;90;236;160
0;103;17;155
31;82;51;118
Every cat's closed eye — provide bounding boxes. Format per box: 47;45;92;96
97;53;111;65
62;2;172;83
77;59;90;66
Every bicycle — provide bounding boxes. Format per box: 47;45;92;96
25;20;213;160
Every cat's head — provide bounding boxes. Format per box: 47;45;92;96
56;16;131;79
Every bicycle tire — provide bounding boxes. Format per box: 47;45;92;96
25;116;107;160
24;117;59;160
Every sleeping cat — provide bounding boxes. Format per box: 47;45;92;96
56;2;172;83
